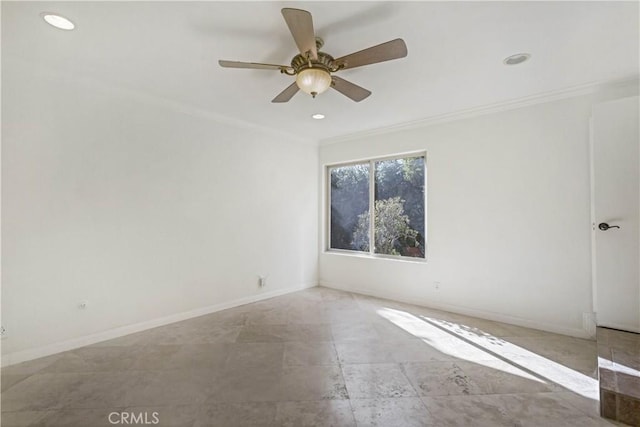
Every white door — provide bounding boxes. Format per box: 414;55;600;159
592;96;640;333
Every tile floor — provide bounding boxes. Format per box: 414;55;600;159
597;327;640;425
0;287;621;426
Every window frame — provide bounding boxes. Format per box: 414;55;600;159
325;151;427;262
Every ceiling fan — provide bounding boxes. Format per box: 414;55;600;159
218;8;408;103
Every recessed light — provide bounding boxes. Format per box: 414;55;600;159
312;114;325;120
41;13;75;30
503;53;531;66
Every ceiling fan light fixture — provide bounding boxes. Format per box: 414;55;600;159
296;68;331;98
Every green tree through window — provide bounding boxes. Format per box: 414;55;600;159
329;155;425;258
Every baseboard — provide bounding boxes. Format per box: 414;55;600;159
597;321;640;334
319;281;591;339
1;282;317;367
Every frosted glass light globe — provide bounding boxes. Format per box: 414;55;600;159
296;68;332;97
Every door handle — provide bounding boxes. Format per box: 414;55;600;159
598;222;620;231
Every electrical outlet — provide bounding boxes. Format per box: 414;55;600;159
1;325;7;339
78;300;88;309
434;281;441;290
259;276;267;288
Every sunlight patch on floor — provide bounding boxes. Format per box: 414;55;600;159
599;356;640;377
376;307;598;398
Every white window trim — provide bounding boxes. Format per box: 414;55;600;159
325;151;428;262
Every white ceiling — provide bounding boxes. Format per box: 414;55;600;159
3;1;639;143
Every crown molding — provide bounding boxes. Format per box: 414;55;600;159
320;75;640;146
5;54;316;147
84;76;317;147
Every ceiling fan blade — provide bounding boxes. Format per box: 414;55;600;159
335;38;407;70
331;76;371;102
272;82;300;103
219;60;290;71
281;8;318;60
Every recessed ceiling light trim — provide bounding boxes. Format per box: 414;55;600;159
503;53;531;66
312;114;325;120
41;13;75;31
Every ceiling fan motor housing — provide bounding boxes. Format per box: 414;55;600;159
290;51;337;74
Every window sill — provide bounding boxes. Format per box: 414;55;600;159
323;249;428;264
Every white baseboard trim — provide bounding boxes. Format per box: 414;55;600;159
319;281;591;339
597;321;640;334
1;282;317;367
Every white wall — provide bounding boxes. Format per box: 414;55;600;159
319;83;638;338
1;58;318;362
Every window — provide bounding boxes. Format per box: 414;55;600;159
328;154;426;259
